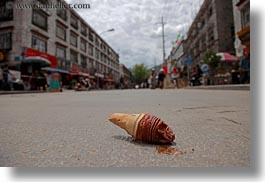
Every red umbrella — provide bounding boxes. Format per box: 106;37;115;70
216;52;238;62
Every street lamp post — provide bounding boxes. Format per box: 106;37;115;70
96;28;115;89
99;28;115;36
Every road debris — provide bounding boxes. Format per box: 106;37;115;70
156;146;194;156
108;113;175;144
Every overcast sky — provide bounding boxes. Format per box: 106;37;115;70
65;0;203;69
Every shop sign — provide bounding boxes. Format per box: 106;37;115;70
0;32;12;50
71;64;82;72
25;48;58;68
14;56;21;61
0;51;5;62
95;73;104;78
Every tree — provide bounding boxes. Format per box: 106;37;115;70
203;50;221;70
132;64;150;84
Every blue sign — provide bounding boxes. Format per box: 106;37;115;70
14;56;21;61
201;64;209;73
184;57;192;65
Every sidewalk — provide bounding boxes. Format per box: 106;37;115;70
185;84;250;91
0;85;250;95
0;90;48;95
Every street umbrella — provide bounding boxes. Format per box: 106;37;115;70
216;52;238;62
22;56;51;67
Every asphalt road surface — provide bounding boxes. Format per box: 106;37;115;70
0;89;250;167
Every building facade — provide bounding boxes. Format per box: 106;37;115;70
183;0;235;66
0;0;120;83
233;0;250;56
170;42;185;71
119;64;132;89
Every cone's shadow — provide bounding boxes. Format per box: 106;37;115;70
112;135;177;147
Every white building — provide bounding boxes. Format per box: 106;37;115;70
0;0;120;83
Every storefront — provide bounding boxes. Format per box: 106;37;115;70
236;0;250;53
0;32;12;66
237;26;250;53
20;48;58;90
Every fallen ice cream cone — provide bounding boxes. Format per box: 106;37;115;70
108;113;175;144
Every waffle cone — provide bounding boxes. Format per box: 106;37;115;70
108;113;145;137
109;113;175;144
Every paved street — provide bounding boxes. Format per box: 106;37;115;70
0;89;250;167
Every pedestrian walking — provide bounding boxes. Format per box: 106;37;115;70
0;66;3;90
2;64;10;90
158;69;165;89
231;63;240;84
171;67;179;88
150;68;156;89
240;48;250;84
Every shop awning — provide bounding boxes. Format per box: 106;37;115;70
95;73;104;78
69;71;95;79
216;53;239;62
41;67;69;74
105;78;115;82
22;56;51;67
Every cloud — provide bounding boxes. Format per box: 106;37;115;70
65;0;203;68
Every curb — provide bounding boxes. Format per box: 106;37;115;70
185;84;250;91
0;91;48;95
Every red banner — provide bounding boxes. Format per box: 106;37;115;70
163;66;168;75
71;64;82;72
25;48;58;68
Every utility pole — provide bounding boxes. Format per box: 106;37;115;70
157;16;166;66
162;17;166;66
156;16;174;89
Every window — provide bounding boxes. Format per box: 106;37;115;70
208;26;215;43
56;46;66;59
56;23;66;41
95;38;99;47
88;44;94;56
80;38;87;52
32;9;48;31
89;31;94;42
241;4;250;28
57;8;67;21
0;32;12;50
70;14;78;29
95;49;99;59
200;34;206;51
81;23;87;36
32;35;47;53
70;32;78;47
88;58;94;69
99;63;102;72
0;1;13;21
70;50;78;64
207;6;213;18
81;55;87;68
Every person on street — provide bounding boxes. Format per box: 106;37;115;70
240;48;250;84
158;69;165;89
171;67;179;88
150;68;156;89
120;76;124;89
0;66;3;90
2;64;10;90
191;65;202;86
231;63;240;84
